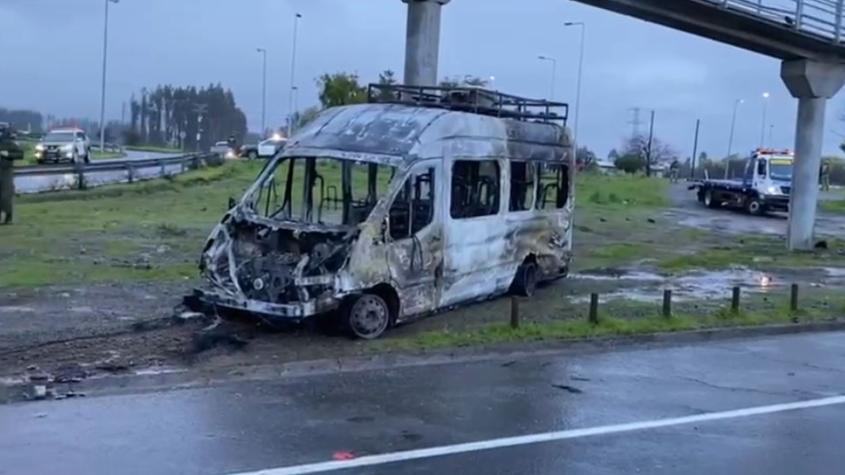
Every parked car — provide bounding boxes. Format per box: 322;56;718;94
210;141;237;159
257;137;287;157
239;144;259;159
34;128;91;164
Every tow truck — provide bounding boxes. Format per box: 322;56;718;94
690;149;793;215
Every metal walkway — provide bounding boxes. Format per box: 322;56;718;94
574;0;845;61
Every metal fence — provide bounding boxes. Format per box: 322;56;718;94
14;154;219;194
706;0;845;42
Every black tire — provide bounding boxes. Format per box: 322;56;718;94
248;151;258;160
342;293;391;340
704;189;719;209
84;149;91;164
512;261;539;297
745;196;765;216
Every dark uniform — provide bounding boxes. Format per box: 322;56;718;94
0;126;24;224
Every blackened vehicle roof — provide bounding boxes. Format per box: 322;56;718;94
286;103;569;165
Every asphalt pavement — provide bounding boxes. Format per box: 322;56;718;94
1;331;844;475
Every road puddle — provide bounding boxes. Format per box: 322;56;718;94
571;266;845;303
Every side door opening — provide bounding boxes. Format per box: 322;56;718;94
385;161;442;318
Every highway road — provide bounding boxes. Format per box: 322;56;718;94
14;149;185;194
1;331;843;475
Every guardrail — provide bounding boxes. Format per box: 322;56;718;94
14;153;221;194
707;0;845;42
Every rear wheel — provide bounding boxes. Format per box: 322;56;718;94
248;151;258;160
745;196;765;216
512;261;539;297
343;294;391;340
704;189;719;209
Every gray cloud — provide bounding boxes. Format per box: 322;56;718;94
0;0;841;157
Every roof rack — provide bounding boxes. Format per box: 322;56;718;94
366;84;568;125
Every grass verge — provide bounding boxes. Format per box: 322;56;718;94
385;303;841;352
1;160;264;288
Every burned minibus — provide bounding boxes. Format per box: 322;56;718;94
196;84;574;339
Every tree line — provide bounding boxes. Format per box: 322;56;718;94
124;84;247;151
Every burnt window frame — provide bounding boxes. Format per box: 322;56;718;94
388;166;436;241
450;159;502;220
509;161;537;212
536;161;570;211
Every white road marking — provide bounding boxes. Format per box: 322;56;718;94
233;395;845;475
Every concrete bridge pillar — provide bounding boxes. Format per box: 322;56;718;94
402;0;450;87
781;60;845;250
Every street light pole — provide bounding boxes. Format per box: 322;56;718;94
99;0;119;152
537;55;557;100
564;21;585;155
727;98;743;158
760;91;770;147
256;48;267;137
287;13;302;138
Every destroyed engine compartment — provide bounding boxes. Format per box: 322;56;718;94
201;214;353;305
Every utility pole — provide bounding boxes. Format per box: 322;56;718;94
537;55;557;100
99;0;119;152
690;119;701;179
645;110;655;177
287;13;302;138
256;48;268;137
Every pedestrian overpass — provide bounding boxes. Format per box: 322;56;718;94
399;0;845;250
574;0;845;61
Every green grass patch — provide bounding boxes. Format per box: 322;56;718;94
657;235;845;272
386;304;835;351
821;199;845;214
1;161;264;288
576;173;669;210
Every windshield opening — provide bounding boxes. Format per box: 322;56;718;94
249;157;395;226
44;132;75;142
769;159;793;181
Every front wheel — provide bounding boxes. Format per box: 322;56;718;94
83;148;91;164
746;197;765;216
248;151;258;160
343;294;391;340
511;261;539;297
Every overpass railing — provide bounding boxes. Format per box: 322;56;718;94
708;0;845;42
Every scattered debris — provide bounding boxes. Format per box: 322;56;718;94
332;451;357;461
501;360;517;367
570;376;591;382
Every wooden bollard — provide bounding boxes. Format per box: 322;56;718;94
790;283;799;312
662;289;672;318
510;297;519;329
731;286;741;313
589;293;599;324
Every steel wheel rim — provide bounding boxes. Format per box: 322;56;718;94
350;295;389;339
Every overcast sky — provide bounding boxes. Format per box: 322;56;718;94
2;0;844;157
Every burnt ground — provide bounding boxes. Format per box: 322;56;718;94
3;182;845;389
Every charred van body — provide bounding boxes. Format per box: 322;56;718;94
196;84;575;339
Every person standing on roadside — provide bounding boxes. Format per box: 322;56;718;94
669;158;681;183
820;159;831;192
0;125;24;224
